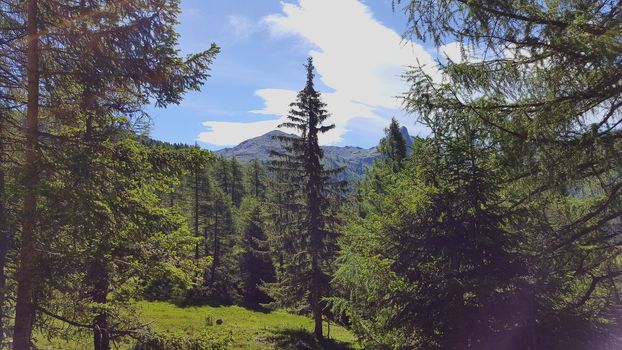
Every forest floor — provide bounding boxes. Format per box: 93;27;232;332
37;301;358;350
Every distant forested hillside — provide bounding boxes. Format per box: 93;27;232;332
215;129;416;182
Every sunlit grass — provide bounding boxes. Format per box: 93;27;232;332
36;301;358;349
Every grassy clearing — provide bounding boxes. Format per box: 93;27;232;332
36;301;358;350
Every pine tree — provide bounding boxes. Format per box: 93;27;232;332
268;57;345;339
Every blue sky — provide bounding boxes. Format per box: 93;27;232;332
147;0;460;150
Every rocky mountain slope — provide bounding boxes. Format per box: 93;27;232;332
215;130;382;181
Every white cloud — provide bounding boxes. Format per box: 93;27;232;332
198;119;281;146
227;15;259;39
198;89;296;146
249;89;297;116
200;0;439;146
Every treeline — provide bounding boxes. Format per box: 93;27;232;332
142;150;277;308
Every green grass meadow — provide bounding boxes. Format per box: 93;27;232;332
37;301;358;350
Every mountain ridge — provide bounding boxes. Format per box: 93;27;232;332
214;128;413;181
214;130;382;181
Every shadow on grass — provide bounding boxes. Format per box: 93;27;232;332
267;329;355;350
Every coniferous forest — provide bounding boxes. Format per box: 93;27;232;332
1;0;622;349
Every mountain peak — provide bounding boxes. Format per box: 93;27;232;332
399;126;414;146
262;130;291;138
214;130;380;181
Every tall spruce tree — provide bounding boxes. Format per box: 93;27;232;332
268;58;345;339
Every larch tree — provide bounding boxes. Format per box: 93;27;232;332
248;160;267;200
230;158;245;208
334;110;528;349
204;186;237;304
387;0;622;347
0;105;17;344
0;25;19;337
0;0;218;348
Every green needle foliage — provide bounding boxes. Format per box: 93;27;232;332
3;1;620;349
377;118;408;172
266;58;346;339
332;1;622;349
237;197;275;308
0;0;218;349
335;114;528;349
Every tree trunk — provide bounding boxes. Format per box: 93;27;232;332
309;187;323;339
194;166;200;260
89;259;110;350
307;131;324;339
0;138;10;342
210;213;219;284
202;226;210;284
230;173;235;205
310;227;322;339
93;312;110;350
14;0;40;348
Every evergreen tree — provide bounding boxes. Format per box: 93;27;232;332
189;148;213;261
0;108;16;343
0;129;6;343
359;118;412;212
203;187;238;304
392;0;622;347
0;1;218;348
334;112;527;349
248;160;267;200
230;158;245;207
237;198;275;308
267;58;345;339
216;158;231;195
377;118;407;171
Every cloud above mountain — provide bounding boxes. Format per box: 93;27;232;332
198;0;442;146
